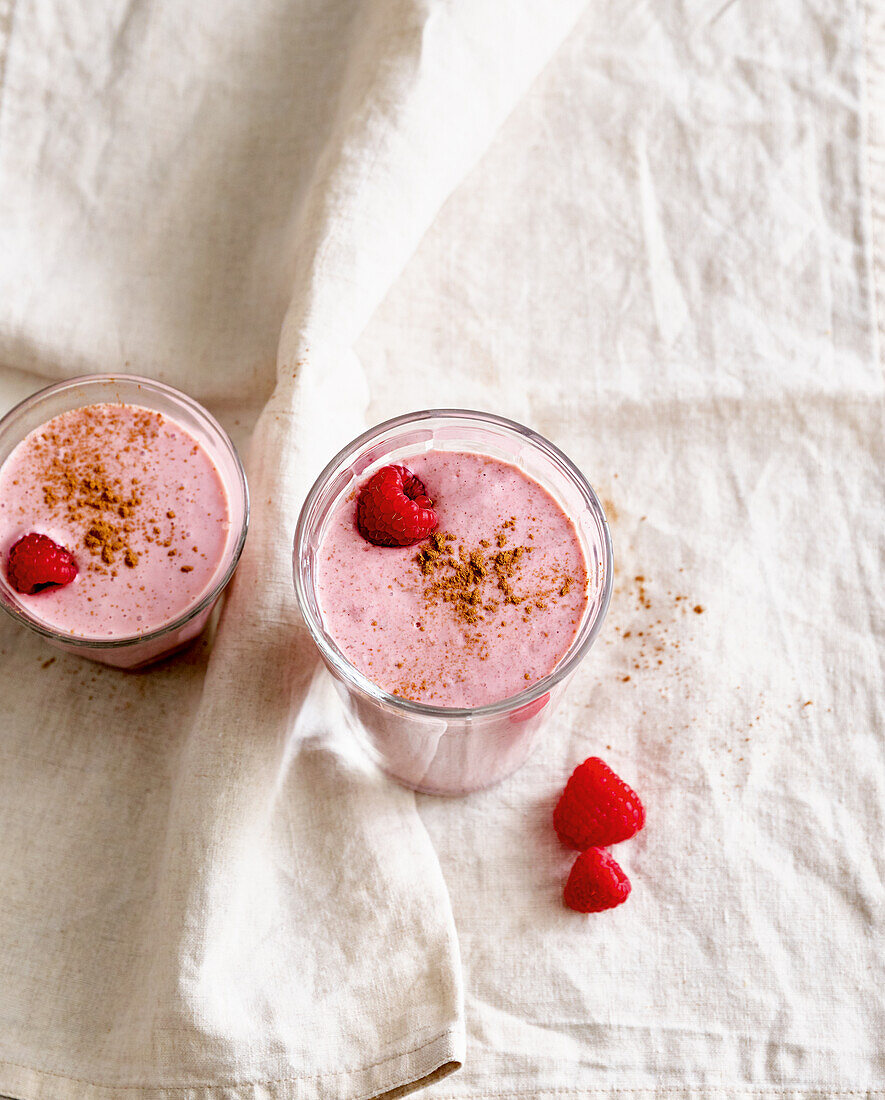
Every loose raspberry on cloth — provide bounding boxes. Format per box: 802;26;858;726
564;847;632;913
554;756;645;850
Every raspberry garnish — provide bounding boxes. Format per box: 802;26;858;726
6;533;78;595
356;464;438;548
564;846;631;913
553;756;645;850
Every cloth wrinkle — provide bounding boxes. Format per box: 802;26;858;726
0;0;882;1097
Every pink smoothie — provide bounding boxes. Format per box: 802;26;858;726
0;403;231;639
316;451;589;708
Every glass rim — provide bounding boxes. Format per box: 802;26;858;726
0;373;250;649
293;408;613;721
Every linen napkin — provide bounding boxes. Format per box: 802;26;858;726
355;0;885;1096
0;2;585;1098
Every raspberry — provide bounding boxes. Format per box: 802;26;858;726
553;756;645;850
6;533;78;595
564;846;631;913
356;465;438;547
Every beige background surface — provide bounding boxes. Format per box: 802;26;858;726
359;4;884;1092
0;0;882;1097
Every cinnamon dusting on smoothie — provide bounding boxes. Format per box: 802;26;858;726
20;406;205;573
0;401;232;640
414;525;574;628
386;521;580;701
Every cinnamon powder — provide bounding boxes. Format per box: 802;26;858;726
388;523;580;699
22;405;199;573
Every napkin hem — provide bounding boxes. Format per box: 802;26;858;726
424;1088;885;1099
0;1026;463;1100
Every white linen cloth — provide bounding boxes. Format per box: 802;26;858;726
0;2;584;1098
0;2;883;1100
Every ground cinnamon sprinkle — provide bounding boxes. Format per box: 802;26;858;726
410;525;577;636
381;519;584;702
84;518;128;564
22;405;199;574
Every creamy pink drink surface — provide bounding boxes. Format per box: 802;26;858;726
316;451;589;708
0;403;231;638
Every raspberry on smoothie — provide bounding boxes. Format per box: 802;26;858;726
357;464;438;547
6;532;78;594
316;451;590;708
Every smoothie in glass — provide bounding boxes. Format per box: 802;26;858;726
0;375;249;668
294;410;612;795
317;451;589;708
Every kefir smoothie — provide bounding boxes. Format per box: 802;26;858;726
0;402;231;640
317;451;589;708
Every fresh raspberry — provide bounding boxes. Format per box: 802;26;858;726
6;533;78;595
356;464;438;547
564;846;631;913
553;756;645;850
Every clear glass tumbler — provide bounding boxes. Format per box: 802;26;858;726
293;410;612;795
0;374;249;669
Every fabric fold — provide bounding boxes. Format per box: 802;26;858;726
0;1;585;1098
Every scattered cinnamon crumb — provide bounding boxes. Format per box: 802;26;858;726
84;520;126;565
